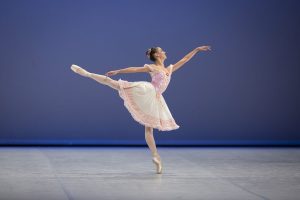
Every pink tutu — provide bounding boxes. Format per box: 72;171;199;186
117;64;180;131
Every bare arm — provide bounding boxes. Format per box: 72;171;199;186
171;46;211;73
105;65;150;76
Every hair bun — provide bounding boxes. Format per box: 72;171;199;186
146;48;152;58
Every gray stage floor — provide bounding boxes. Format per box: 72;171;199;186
0;147;299;200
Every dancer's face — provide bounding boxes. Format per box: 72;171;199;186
155;47;167;60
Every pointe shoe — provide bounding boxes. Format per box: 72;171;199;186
152;153;162;174
70;64;91;77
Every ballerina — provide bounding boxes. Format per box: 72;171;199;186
70;45;211;173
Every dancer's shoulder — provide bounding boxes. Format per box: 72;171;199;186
144;64;154;72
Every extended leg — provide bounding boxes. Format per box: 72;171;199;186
89;73;120;90
71;64;120;90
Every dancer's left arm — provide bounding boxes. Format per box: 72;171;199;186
171;46;211;73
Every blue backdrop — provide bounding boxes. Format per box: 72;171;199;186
0;0;299;145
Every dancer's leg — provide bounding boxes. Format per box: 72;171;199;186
145;126;162;173
71;64;120;90
89;73;120;90
145;126;159;157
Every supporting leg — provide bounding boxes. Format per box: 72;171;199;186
145;126;162;174
145;126;158;156
71;64;120;90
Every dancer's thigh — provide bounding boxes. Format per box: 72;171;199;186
106;77;120;90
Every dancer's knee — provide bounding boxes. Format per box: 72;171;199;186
145;126;153;134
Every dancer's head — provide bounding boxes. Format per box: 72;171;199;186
145;47;167;62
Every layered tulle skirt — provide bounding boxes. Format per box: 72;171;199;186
117;78;180;131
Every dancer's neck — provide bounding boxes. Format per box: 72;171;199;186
154;60;165;68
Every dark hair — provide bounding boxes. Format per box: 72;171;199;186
145;47;159;62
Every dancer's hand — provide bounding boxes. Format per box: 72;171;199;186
196;46;211;52
105;70;119;76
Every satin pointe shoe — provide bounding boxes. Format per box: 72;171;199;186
70;64;91;77
70;64;80;72
152;153;162;174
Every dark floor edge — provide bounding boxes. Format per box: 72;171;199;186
0;144;300;147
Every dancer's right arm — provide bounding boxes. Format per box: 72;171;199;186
105;65;151;76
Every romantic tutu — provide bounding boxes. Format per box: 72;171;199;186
117;64;180;131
